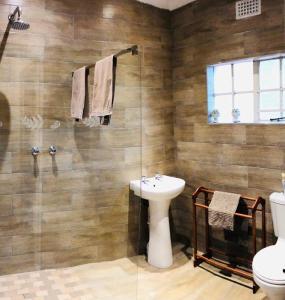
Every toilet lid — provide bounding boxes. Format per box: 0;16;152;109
253;246;285;285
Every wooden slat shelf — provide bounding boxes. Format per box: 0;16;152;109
192;186;266;294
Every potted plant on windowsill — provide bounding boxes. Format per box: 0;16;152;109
210;109;220;123
232;108;240;123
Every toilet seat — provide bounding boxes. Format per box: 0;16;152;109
253;245;285;285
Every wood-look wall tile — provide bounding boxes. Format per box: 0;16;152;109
0;253;39;275
0;32;44;59
39;84;71;108
100;128;141;147
0;0;174;272
0;214;36;236
72;148;125;170
41;209;99;233
194;124;246;144
223;144;284;169
40;61;75;84
0;195;12;216
12;234;40;255
177;141;223;163
0;236;12;257
42;170;94;193
44;37;102;64
41;246;98;269
248;167;282;192
0;173;41;195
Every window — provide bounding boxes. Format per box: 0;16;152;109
207;55;285;124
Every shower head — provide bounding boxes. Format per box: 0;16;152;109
8;7;30;30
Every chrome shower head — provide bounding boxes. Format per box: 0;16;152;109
8;7;30;30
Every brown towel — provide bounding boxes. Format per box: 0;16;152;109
90;55;117;125
71;66;87;120
208;191;240;231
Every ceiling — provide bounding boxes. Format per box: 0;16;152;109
137;0;196;11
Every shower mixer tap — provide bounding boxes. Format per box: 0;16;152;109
31;146;40;157
49;145;57;156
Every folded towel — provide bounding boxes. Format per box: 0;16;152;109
208;191;240;231
71;66;87;120
90;55;117;125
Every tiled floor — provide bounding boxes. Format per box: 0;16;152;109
0;246;266;300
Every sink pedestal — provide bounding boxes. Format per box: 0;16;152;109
148;199;173;268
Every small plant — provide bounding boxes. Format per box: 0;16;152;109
210;109;220;123
232;108;240;123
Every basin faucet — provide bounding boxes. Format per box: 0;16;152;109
155;174;163;180
141;176;149;184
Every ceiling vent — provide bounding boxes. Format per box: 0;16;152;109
236;0;261;20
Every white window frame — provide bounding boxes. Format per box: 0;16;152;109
208;54;285;123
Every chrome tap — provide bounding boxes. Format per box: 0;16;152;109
31;146;40;157
49;145;57;156
141;176;149;184
155;174;163;180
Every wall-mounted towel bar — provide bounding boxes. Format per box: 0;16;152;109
72;45;138;76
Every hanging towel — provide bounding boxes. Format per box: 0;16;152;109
71;66;87;120
90;55;117;125
208;191;240;231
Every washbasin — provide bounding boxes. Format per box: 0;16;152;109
130;175;185;201
130;175;185;268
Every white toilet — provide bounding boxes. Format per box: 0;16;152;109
253;193;285;300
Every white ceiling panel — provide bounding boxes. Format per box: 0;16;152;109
137;0;196;11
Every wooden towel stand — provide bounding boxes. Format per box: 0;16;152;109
192;186;266;293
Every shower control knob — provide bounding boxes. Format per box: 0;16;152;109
31;146;40;157
49;145;57;156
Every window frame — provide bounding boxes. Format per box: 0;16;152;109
207;54;285;124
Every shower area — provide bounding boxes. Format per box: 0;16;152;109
0;0;174;298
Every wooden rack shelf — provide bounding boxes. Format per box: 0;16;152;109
192;186;266;293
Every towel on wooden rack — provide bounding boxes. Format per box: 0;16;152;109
208;191;240;231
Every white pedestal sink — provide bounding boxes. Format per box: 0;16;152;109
130;175;185;268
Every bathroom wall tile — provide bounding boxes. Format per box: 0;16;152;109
0;32;45;59
72;148;125;170
100;128;141;147
24;7;74;38
193;124;247;145
9;57;41;83
170;0;285;257
0;236;12;257
248;167;283;192
0;173;42;195
41;246;98;269
0;214;35;236
44;37;102;64
246;125;285;147
222;144;284;169
41;209;99;233
177;142;223;164
12;234;41;255
71;188;129;209
0;82;40;107
0;253;39;275
42;170;94;193
0;0;172;273
40;61;75;84
0;195;12;216
39;84;71;108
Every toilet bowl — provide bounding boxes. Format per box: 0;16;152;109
252;193;285;300
253;242;285;300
